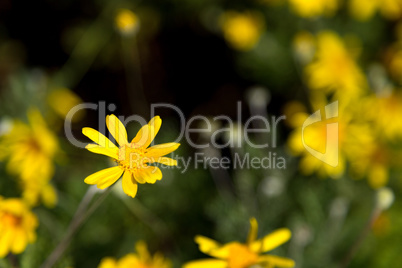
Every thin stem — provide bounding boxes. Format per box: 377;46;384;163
339;207;381;268
41;187;112;268
120;36;149;117
119;196;169;237
52;2;116;89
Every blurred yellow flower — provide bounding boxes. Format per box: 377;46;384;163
0;197;38;258
364;92;402;140
221;11;264;51
286;96;346;178
305;32;367;102
349;0;402;20
21;180;58;208
292;31;316;64
343;124;391;188
286;91;397;186
115;9;140;36
98;241;171;268
183;218;294;268
47;88;84;122
288;0;339;18
83;115;180;198
0;109;59;207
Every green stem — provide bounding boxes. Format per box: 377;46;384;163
339;207;381;268
52;2;116;89
40;187;112;268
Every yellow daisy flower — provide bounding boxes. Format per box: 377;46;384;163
0;197;38;258
183;218;294;268
305;32;367;102
287;114;346;178
115;9;140;36
82;115;180;198
98;241;171;268
220;11;265;51
0;109;59;207
288;0;339;18
285;95;347;178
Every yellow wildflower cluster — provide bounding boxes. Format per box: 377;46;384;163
287;30;402;188
98;241;171;268
0;87;81;258
0;109;59;207
305;32;367;102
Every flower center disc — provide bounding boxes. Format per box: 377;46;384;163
1;212;22;227
227;243;258;268
118;144;147;171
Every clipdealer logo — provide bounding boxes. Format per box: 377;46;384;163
301;101;339;167
64;102;288;171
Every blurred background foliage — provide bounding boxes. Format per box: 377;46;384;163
1;0;402;267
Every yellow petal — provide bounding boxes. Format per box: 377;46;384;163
148;115;162;140
118;254;140;266
145;143;180;157
27;108;46;130
122;171;138;198
194;236;230;259
135;166;162;184
84;166;123;187
41;183;57;208
0;228;13;258
97;170;125;189
131;124;155;148
133;169;147;184
247;217;258;245
86;144;119;159
11;229;27;254
258;254;295;267
148;157;177;166
106;114;128;146
135;240;151;261
131;116;161;148
82;127;118;150
251;228;292;253
98;257;118;268
183;259;227;268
